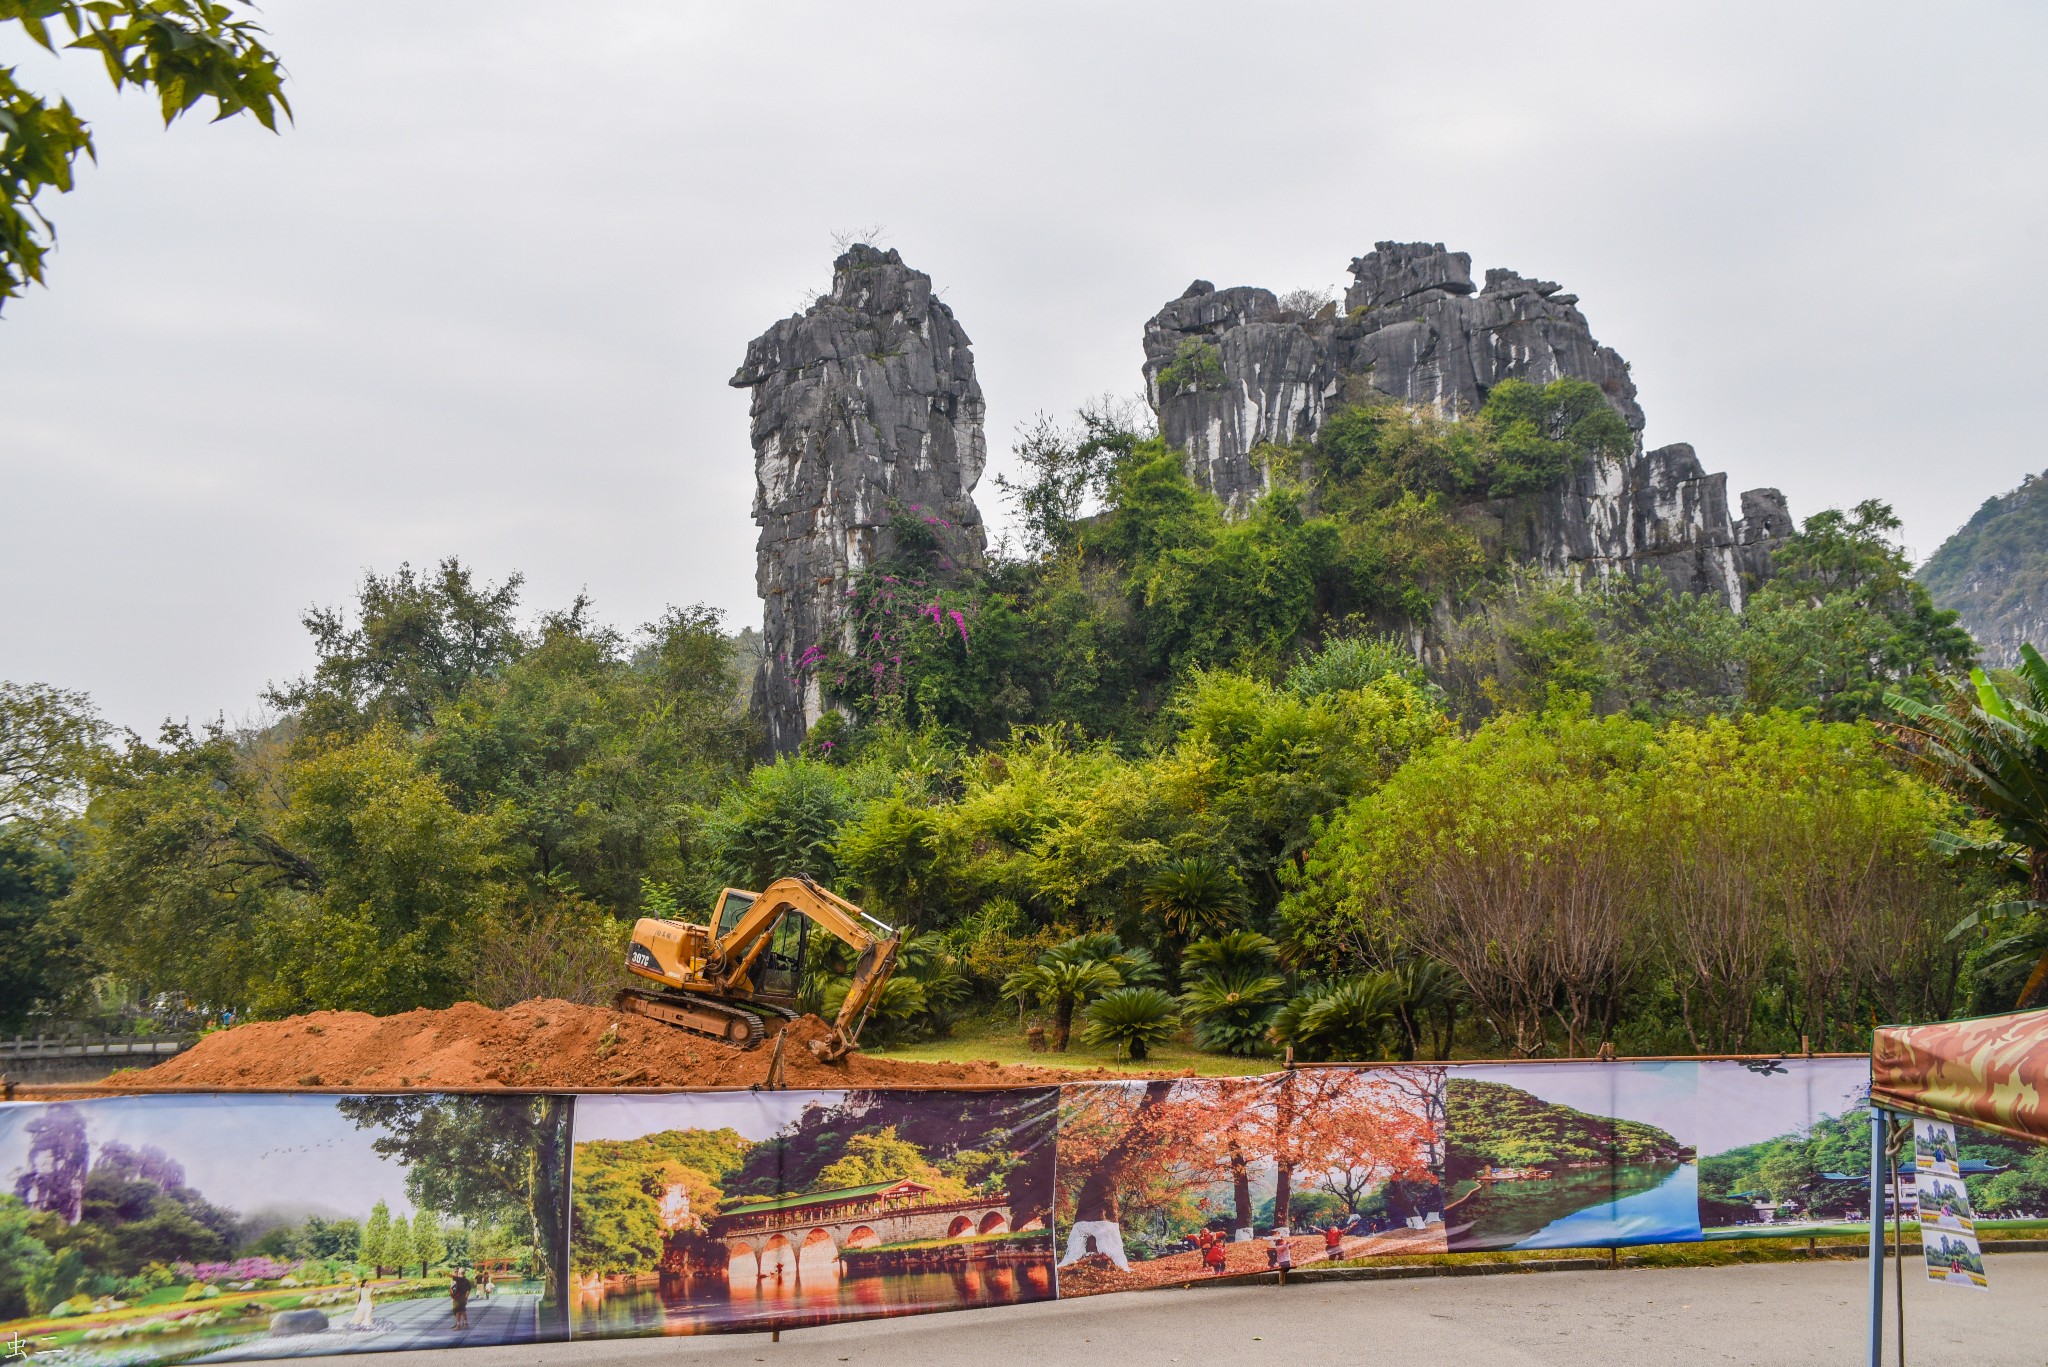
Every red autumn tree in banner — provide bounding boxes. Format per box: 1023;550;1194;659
1254;1068;1442;1232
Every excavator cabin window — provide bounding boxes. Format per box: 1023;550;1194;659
757;907;807;1001
713;889;756;939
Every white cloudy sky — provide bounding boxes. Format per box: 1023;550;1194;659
2;2;2043;731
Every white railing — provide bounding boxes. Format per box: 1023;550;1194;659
1;1032;197;1061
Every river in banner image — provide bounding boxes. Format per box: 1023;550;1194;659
1445;1163;1698;1251
571;1260;1056;1337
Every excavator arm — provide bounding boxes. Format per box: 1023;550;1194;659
705;876;901;1061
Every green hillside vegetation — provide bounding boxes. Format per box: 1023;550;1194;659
1443;1078;1691;1180
569;1128;748;1278
1697;1110;1870;1213
1919;469;2048;667
0;385;2021;1062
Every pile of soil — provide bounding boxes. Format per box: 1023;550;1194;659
98;999;1111;1092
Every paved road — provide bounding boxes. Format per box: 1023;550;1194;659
195;1292;539;1359
218;1257;2048;1367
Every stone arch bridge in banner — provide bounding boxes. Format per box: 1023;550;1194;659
707;1177;1028;1270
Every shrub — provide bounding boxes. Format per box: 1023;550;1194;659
1081;986;1180;1061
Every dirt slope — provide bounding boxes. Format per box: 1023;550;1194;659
99;999;1109;1092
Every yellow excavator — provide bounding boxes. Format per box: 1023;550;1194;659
618;875;901;1062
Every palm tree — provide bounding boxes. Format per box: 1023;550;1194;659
1889;646;2048;1004
1181;967;1288;1056
1082;987;1181;1061
1002;958;1121;1051
1182;929;1281;979
1141;855;1246;939
1180;929;1287;1056
1388;958;1461;1059
1043;932;1164;987
1270;974;1399;1061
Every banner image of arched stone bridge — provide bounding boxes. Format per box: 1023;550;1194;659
566;1087;1059;1336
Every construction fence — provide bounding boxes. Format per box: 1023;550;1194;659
1;1057;1927;1362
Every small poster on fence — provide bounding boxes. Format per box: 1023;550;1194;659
1914;1118;1989;1289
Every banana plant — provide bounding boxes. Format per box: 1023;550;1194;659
1889;645;2048;1005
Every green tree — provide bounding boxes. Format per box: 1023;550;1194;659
360;1201;397;1276
271;559;525;737
1269;974;1398;1061
0;828;86;1030
407;1208;446;1277
0;1196;52;1319
338;1095;572;1304
1139;854;1243;940
270;726;503;1015
63;721;314;1011
1743;501;1976;719
0;680;106;828
698;757;852;890
0;1;289;308
1178;931;1286;1056
812;1126;967;1198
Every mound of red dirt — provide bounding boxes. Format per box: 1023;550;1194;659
99;999;1110;1092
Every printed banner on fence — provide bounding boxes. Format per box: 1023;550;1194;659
1052;1069;1447;1296
1695;1058;1871;1237
0;1092;571;1365
0;1058;1917;1362
1443;1062;1701;1250
567;1087;1057;1336
1914;1118;1989;1290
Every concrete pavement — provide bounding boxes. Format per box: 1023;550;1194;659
195;1292;539;1360
222;1255;2048;1367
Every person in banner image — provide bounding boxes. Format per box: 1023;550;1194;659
349;1276;375;1331
1325;1222;1345;1261
1204;1236;1228;1276
449;1266;473;1329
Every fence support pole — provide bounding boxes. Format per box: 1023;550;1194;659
1868;1107;1887;1367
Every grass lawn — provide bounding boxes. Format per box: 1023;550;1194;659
863;1010;1276;1076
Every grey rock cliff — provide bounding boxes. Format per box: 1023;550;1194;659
732;245;987;754
1142;241;1788;606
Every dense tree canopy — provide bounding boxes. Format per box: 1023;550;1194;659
2;384;2023;1061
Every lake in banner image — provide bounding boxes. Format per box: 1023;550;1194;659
573;1260;1053;1336
1442;1063;1702;1252
1442;1162;1697;1250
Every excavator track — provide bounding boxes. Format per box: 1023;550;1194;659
615;988;766;1048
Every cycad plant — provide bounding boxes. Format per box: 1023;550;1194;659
1081;986;1181;1062
1045;931;1164;986
1889;646;2048;1004
1002;957;1122;1051
1141;854;1247;940
1388;958;1462;1060
1270;974;1400;1061
1180;930;1287;1056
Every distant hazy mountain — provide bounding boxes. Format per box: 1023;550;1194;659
1921;471;2048;669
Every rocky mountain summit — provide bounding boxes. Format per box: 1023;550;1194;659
1141;242;1790;605
732;244;988;753
1920;470;2048;669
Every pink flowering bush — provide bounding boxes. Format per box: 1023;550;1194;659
173;1256;301;1283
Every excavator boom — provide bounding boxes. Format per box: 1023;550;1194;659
619;875;901;1061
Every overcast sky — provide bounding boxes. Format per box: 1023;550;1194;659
2;2;2043;732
